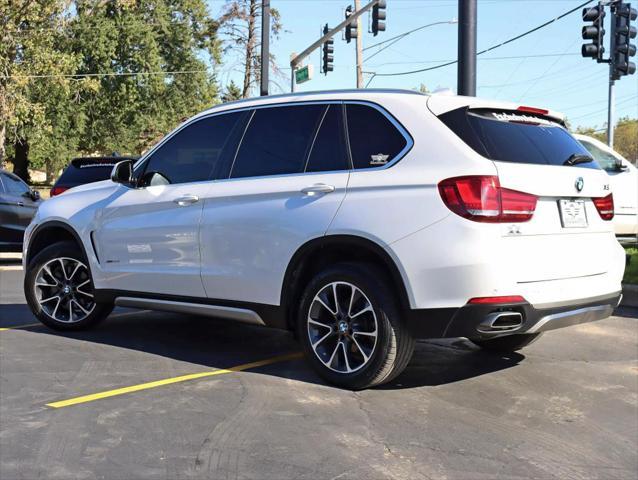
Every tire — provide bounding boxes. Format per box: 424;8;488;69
472;333;542;352
297;262;415;390
24;241;113;331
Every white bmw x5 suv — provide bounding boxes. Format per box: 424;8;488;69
23;90;625;389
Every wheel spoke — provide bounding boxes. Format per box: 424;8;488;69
315;297;337;316
43;265;59;284
332;283;339;315
350;305;372;319
347;285;356;317
51;297;61;320
312;329;334;349
68;262;81;281
353;330;377;338
71;299;90;315
351;335;369;362
327;341;340;369
75;289;94;298
35;280;57;287
308;318;331;329
68;301;73;322
39;295;60;304
58;258;69;280
341;342;352;373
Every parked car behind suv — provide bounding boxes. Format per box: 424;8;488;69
0;170;42;252
22;90;625;389
573;134;637;244
50;155;139;197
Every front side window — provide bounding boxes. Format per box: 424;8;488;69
2;173;29;195
140;111;248;186
230;104;325;179
346;104;408;170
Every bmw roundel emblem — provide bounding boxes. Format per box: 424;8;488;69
575;177;584;192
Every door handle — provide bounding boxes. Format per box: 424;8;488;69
301;184;335;195
17;202;24;207
173;195;199;206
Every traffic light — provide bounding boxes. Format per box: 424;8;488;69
581;4;605;60
372;0;386;36
322;24;334;75
345;5;357;43
612;2;637;78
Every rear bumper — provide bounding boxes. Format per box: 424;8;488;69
406;291;621;340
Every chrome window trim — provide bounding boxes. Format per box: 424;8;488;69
133;99;414;184
343;100;415;172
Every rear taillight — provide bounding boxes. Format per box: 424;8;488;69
592;193;614;220
50;186;68;197
438;175;538;223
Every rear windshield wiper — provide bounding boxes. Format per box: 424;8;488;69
563;153;593;166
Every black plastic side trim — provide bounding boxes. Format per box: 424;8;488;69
96;289;286;330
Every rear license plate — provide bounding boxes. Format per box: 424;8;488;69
558;199;588;228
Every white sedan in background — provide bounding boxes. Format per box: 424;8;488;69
574;134;638;243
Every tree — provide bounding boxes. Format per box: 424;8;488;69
72;0;222;156
0;0;81;181
218;0;282;98
221;80;242;102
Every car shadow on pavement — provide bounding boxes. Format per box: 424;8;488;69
1;304;524;390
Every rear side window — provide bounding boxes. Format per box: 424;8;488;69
346;104;408;169
231;104;325;179
578;140;619;171
140;111;248;186
439;108;599;169
305;105;349;172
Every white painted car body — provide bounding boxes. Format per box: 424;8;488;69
573;133;638;241
24;90;625;338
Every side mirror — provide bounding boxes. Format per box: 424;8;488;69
615;160;628;172
111;160;134;185
31;190;41;201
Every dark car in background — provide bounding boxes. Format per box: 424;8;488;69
0;169;42;252
50;156;138;197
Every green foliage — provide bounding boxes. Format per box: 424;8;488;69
2;0;222;181
221;80;243;103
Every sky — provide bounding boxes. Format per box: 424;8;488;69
209;0;638;131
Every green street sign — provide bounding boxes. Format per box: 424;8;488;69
295;65;313;84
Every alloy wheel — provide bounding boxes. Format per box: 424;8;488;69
33;257;95;323
307;281;378;373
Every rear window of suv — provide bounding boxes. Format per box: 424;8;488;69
58;159;119;184
439;107;599;170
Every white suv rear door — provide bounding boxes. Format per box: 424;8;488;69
199;103;350;305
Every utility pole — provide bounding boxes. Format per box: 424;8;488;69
355;0;363;88
608;4;616;147
260;0;270;96
457;0;477;96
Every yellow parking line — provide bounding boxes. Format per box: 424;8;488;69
46;352;303;409
0;322;42;331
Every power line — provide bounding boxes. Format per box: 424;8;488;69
367;0;595;82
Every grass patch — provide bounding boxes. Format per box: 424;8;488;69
624;247;638;285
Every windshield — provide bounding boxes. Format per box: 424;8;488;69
438;108;600;170
577;139;621;172
57;163;114;184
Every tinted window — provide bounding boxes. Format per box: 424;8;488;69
439;108;599;169
346;104;408;169
231;105;325;179
57;163;116;185
2;173;29;195
305;105;349;172
141;111;248;186
578;140;619;171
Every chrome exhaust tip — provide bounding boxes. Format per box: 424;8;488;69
477;311;523;333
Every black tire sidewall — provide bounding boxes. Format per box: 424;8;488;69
24;241;111;331
296;263;399;390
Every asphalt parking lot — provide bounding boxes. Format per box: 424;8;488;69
1;258;637;480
